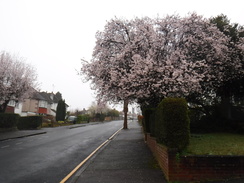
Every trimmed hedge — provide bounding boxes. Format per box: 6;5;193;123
149;109;156;137
155;98;190;151
77;114;90;123
142;108;154;133
17;116;42;130
0;113;20;128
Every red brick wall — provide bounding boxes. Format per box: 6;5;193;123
146;134;170;179
173;155;244;181
146;133;244;182
5;106;14;113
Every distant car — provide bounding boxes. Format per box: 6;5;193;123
68;116;77;124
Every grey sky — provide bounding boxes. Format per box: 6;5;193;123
0;0;243;111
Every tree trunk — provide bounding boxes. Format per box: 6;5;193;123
123;99;129;129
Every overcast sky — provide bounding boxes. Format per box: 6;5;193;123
0;0;243;111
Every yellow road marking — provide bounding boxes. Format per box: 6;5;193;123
60;127;123;183
109;127;123;140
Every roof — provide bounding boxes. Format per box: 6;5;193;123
31;91;64;105
32;92;46;101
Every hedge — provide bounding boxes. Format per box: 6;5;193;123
0;113;20;128
17;116;42;130
155;98;190;151
77;114;90;123
149;109;157;137
142;108;153;133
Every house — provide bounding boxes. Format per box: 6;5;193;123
5;100;16;113
7;91;68;117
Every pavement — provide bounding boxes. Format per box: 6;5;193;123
68;120;244;183
0;128;47;141
69;120;167;183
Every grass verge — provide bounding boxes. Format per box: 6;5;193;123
185;133;244;155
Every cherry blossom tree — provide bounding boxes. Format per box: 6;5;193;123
81;14;243;128
82;18;139;128
0;51;38;113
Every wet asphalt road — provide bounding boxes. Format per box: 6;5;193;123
0;120;124;183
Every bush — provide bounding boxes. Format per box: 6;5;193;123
155;98;190;151
189;104;232;133
107;109;120;117
141;108;156;134
0;113;20;128
17;116;42;130
149;109;157;137
95;113;105;121
77;114;90;123
142;108;152;133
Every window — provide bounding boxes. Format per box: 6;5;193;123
15;103;19;109
39;100;48;108
8;100;15;107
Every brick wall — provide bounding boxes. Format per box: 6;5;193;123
146;133;244;182
5;106;14;113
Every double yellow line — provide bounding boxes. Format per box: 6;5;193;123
60;127;123;183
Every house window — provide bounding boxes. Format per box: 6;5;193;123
39;100;48;108
15;103;19;109
8;100;15;107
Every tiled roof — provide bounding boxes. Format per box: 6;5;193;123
32;92;46;101
31;91;64;104
39;92;52;103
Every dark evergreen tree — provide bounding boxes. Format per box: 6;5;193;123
56;99;66;121
210;15;244;121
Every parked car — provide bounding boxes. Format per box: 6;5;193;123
68;116;77;124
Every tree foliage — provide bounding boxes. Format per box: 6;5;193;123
0;51;38;113
87;101;120;121
81;13;243;110
56;99;66;121
107;108;120;117
88;101;110;115
210;14;244;104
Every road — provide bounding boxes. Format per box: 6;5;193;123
0;120;124;183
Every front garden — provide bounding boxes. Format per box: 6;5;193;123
142;97;244;182
186;133;244;156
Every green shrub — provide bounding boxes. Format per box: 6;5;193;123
140;108;157;136
142;108;155;133
17;116;42;130
77;114;90;123
149;109;156;136
0;113;20;128
94;113;105;122
189;104;231;133
107;109;120;117
156;98;190;151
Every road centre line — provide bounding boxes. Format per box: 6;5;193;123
60;126;123;183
